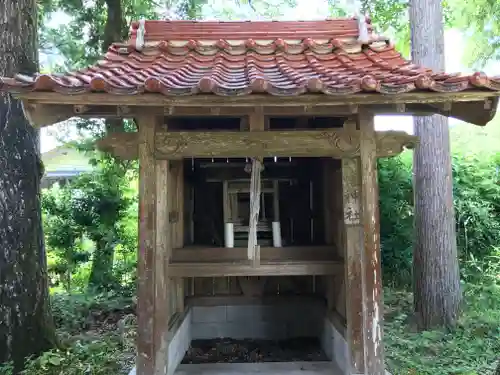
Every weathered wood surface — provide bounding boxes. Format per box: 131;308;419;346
19;90;495;107
359;112;384;374
168;260;343;277
21;99;498;129
341;113;385;375
342;156;365;373
169;160;185;315
96;129;417;160
186;295;323;307
171;246;339;263
136;114;170;375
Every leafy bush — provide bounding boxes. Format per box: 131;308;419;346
42;147;138;293
378;151;500;287
51;292;135;334
378;153;414;286
21;340;126;375
0;291;137;375
452;153;500;266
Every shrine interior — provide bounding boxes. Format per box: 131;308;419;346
161;115;348;371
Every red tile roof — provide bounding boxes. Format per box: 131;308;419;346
2;18;500;97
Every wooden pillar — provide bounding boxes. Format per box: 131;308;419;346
170;160;185;313
342;114;384;375
136;113;170;375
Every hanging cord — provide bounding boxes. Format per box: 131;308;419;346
248;158;263;266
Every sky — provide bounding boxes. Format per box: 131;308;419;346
39;0;500;152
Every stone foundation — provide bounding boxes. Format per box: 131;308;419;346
129;299;349;375
191;301;324;340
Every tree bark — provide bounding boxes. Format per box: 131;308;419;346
0;0;57;371
409;0;462;329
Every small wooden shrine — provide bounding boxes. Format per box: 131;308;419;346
1;17;499;375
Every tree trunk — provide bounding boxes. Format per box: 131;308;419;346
409;0;462;329
0;0;57;371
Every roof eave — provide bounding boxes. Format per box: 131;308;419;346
14;91;500;128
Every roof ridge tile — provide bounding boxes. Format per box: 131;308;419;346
0;18;498;107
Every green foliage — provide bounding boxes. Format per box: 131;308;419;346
378;149;500;287
41;0;159;70
449;0;500;67
452;154;500;258
384;284;500;374
0;291;136;375
42;146;138;292
378;153;414;286
43;185;88;291
51;292;134;334
21;342;124;375
23;293;135;375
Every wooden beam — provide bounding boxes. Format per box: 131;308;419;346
136;114;169;375
171;246;339;263
249;106;266;131
186;294;324;307
168;260;343;277
20;90;499;129
18;91;495;107
21;101;75;127
96;129;417;160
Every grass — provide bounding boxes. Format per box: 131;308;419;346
1;283;498;375
0;292;139;375
384;283;500;375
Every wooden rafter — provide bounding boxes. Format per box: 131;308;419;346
96;129;418;160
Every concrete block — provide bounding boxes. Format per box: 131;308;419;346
191;322;220;339
321;319;334;361
226;304;287;322
167;309;192;375
192;306;227;323
287;318;322;338
332;325;348;373
321;318;347;374
226;305;263;322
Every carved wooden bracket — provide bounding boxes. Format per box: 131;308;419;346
95;129;418;160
